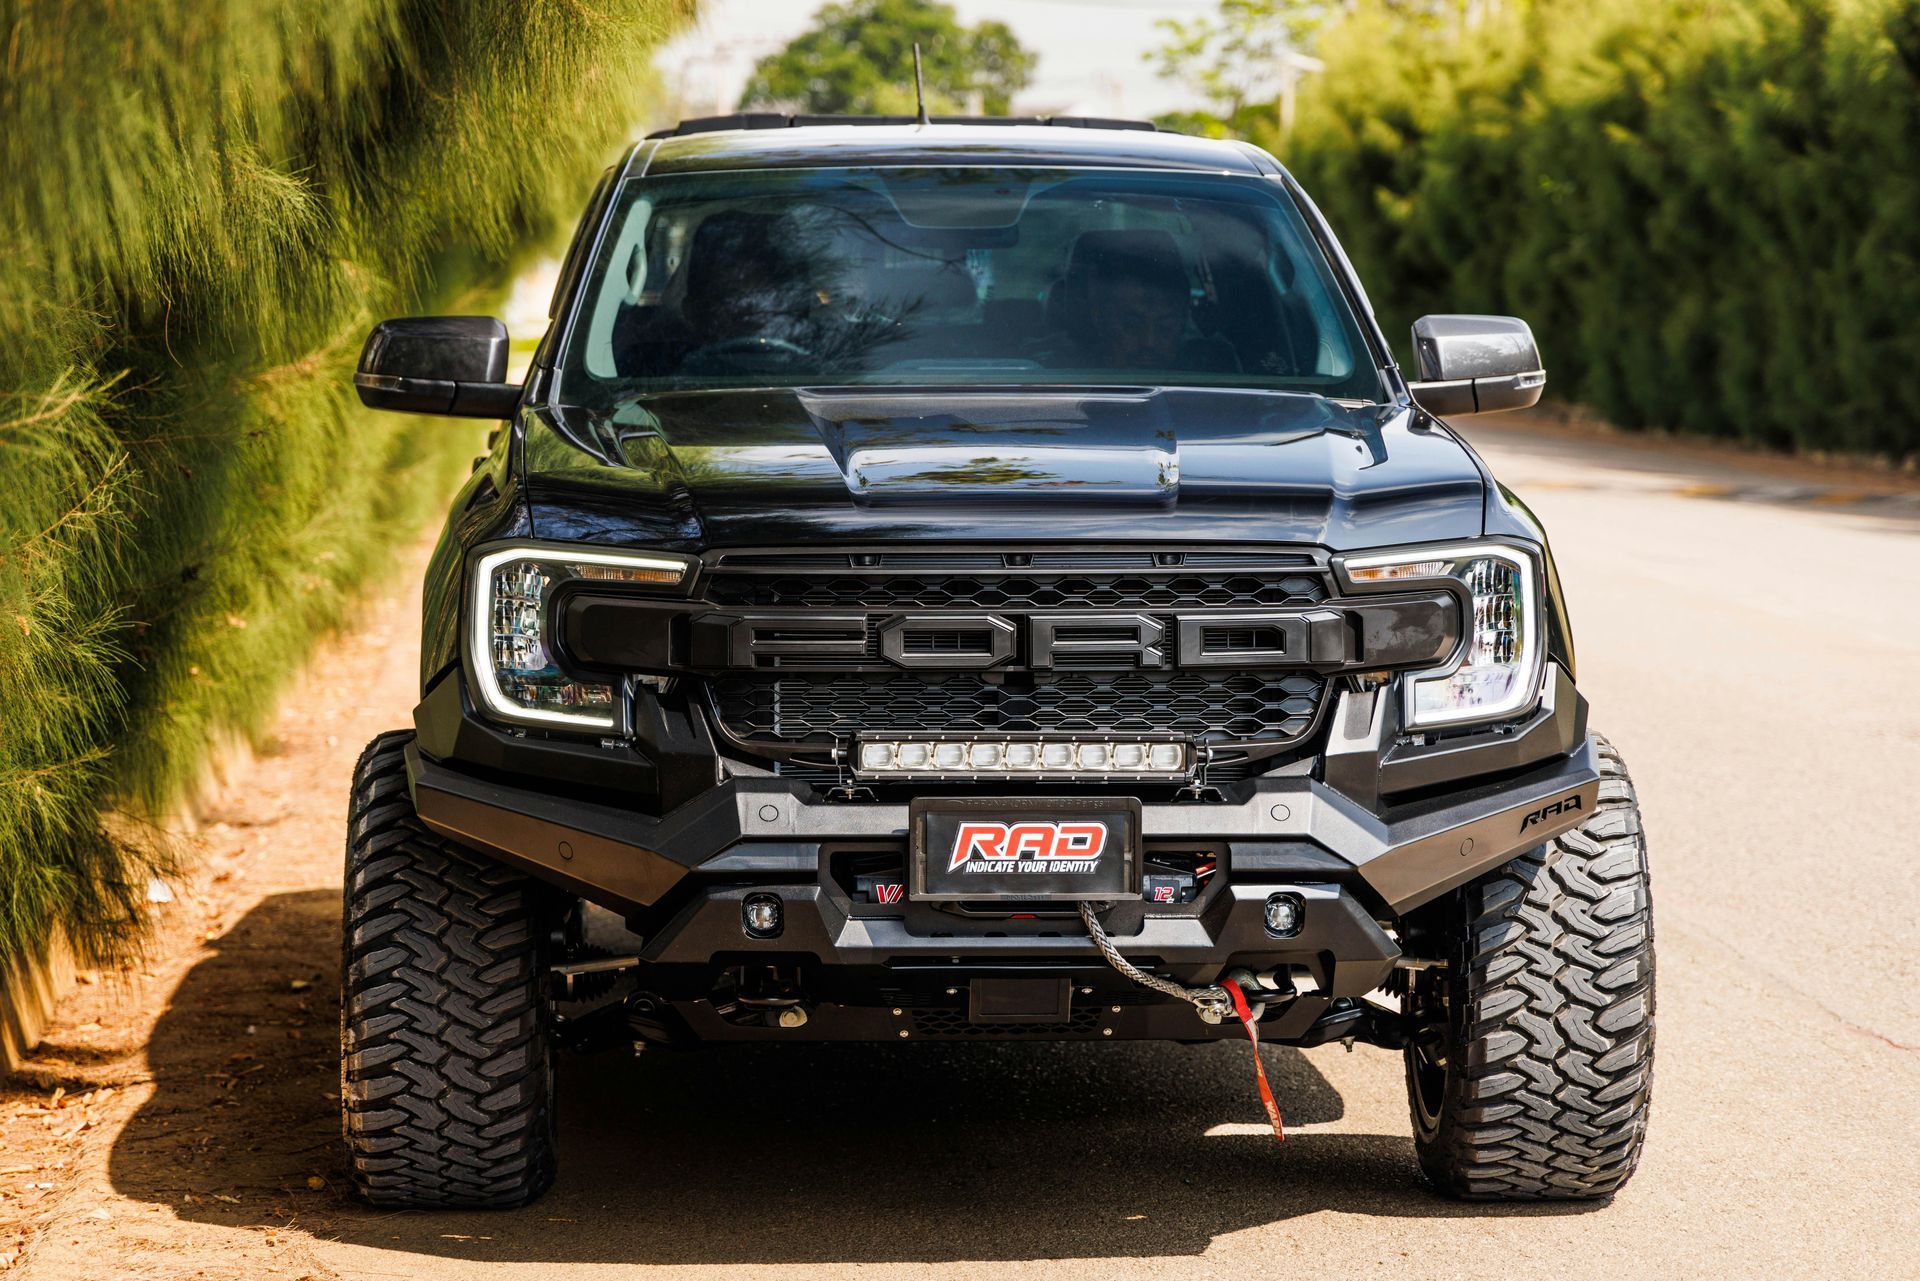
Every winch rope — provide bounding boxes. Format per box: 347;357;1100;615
1076;901;1232;1018
1077;901;1285;1144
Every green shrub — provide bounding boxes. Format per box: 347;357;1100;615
0;0;694;964
1270;0;1920;461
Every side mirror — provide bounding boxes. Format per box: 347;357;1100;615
354;316;522;418
1407;315;1546;417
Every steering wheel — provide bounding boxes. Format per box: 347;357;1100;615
680;335;814;374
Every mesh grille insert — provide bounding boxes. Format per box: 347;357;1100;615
706;572;1327;611
713;670;1325;744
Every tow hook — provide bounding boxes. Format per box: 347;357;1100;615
713;962;811;1029
1222;968;1271;1022
1237;965;1299;1001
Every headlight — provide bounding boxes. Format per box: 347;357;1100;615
1340;541;1545;729
467;545;692;730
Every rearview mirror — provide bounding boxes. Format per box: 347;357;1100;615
354;316;522;418
1407;315;1546;417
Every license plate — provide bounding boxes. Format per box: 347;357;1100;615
909;797;1141;901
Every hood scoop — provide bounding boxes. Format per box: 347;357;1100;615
799;389;1178;506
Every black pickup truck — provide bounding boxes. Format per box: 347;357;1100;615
344;115;1653;1209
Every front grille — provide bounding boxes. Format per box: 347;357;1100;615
713;670;1325;744
700;549;1336;759
706;571;1327;611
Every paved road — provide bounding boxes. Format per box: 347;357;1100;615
17;414;1920;1279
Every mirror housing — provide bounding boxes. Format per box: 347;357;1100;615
1407;314;1546;417
354;316;522;418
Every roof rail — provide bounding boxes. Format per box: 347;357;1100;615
646;113;1162;139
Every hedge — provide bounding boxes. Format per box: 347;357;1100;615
0;1;693;965
1269;0;1920;461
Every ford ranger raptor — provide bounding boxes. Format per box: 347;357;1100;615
343;114;1653;1209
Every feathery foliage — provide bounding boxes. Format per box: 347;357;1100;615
0;0;694;965
1264;0;1920;460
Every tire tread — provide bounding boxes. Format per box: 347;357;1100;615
1412;734;1655;1201
340;730;556;1209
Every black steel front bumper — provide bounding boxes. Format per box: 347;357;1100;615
404;666;1600;1032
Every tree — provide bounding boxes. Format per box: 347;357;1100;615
1148;0;1327;137
740;0;1037;116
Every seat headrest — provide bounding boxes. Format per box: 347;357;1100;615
685;211;791;295
1064;229;1187;293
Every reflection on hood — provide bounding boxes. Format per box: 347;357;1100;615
521;386;1488;550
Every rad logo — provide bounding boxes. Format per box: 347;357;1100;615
948;821;1107;875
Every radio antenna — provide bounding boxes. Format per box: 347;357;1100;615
912;42;931;127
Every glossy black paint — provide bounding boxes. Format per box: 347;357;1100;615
407;120;1581;814
1407;315;1548;418
370;117;1626;1057
417;423;530;689
355;315;522;418
515;388;1489;550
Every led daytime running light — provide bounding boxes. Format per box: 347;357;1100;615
467;545;689;730
1343;542;1545;729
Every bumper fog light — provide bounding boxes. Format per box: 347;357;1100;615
742;894;783;940
1262;893;1303;939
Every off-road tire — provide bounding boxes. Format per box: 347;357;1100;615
1404;733;1654;1200
340;730;557;1208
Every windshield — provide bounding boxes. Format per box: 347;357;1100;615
557;166;1383;402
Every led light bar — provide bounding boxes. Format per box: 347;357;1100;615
854;739;1190;777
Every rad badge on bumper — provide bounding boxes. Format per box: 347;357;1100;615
910;797;1141;902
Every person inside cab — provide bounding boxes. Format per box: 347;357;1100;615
1029;229;1239;375
616;210;813;377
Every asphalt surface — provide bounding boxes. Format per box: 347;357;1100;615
321;414;1917;1280
19;412;1920;1279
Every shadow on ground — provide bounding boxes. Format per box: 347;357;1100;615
110;891;1598;1268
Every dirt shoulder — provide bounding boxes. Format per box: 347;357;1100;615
1;545;430;1280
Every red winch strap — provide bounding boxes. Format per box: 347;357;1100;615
1221;978;1285;1143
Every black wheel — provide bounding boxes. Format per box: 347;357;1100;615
340;730;558;1208
1403;734;1654;1200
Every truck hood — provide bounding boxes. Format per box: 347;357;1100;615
521;386;1488;550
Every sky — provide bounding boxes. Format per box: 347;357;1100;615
651;0;1226;125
